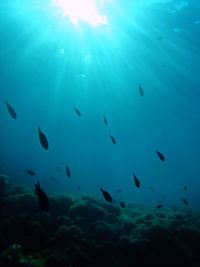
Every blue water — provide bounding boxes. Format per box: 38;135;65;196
0;0;200;210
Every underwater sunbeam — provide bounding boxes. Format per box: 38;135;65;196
51;0;108;26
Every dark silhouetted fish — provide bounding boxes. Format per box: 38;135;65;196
34;181;49;212
110;135;116;144
3;101;17;119
119;201;126;208
24;169;35;176
133;173;141;188
104;116;108;125
138;84;144;96
149;187;155;192
116;189;122;193
182;198;188;205
155;151;165;161
38;127;48;150
73;107;81;116
65;165;71;178
156;204;163;209
50;177;56;181
183;185;187;191
100;188;112;202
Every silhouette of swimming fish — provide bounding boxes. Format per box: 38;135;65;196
133;173;141;188
3;101;17;119
155;151;165;161
38;127;48;150
73;107;81;116
100;188;112;202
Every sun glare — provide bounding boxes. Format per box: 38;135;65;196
51;0;108;26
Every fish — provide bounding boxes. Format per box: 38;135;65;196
73;107;81;116
156;204;163;209
183;185;187;191
38;127;48;150
50;177;56;181
65;165;71;178
24;169;35;176
104;116;108;125
119;201;126;208
116;189;122;193
34;181;49;212
155;151;165;161
100;188;112;202
110;135;116;144
138;84;144;96
133;173;141;188
3;101;17;119
149;187;155;192
157;36;163;41
182;198;188;205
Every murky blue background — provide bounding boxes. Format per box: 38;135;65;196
0;0;200;209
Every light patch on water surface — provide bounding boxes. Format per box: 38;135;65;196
51;0;108;26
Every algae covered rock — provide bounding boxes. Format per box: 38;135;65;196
0;174;10;197
69;199;107;224
50;224;85;249
0;243;45;267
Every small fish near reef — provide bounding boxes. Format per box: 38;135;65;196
119;201;126;208
138;84;144;96
38;127;48;150
155;151;165;162
34;181;49;212
110;135;116;144
24;169;35;176
156;204;163;209
182;198;189;205
100;188;112;202
73;107;81;117
133;173;141;188
3;101;17;119
65;165;71;178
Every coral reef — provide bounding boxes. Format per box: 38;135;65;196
0;174;200;267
